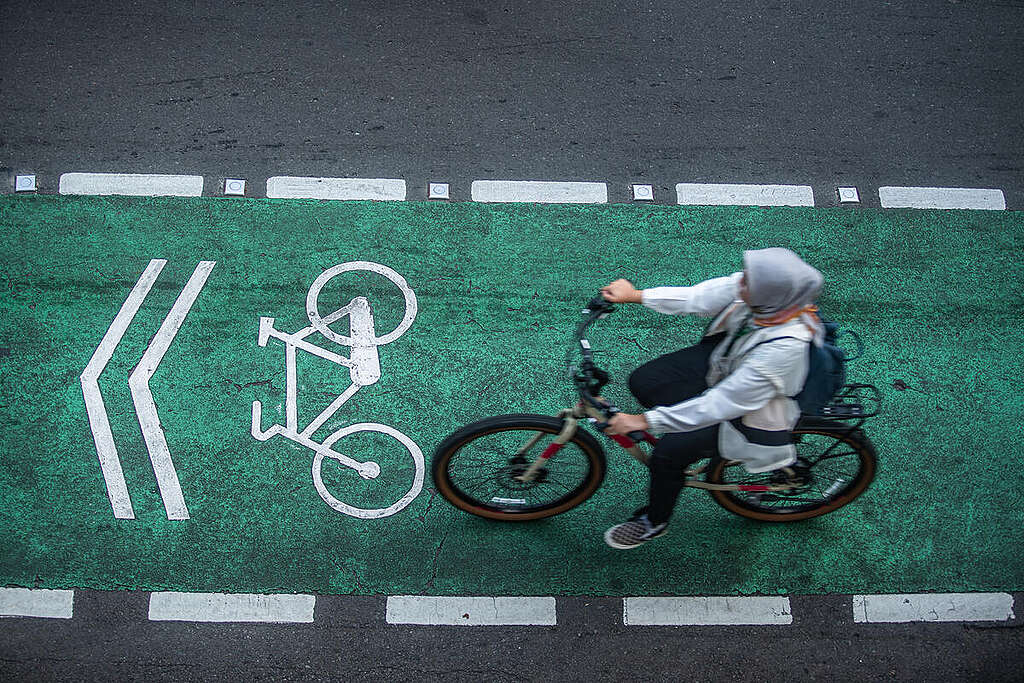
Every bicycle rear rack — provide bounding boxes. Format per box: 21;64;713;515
815;383;882;420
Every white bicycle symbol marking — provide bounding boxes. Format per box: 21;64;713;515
250;261;423;519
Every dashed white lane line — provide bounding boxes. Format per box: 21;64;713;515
853;592;1015;623
386;596;557;626
878;186;1006;210
622;593;790;626
265;176;407;200
675;183;815;207
148;592;315;623
20;175;1017;210
623;596;793;626
471;180;608;204
0;588;74;619
58;173;204;197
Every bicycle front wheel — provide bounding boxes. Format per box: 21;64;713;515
431;414;607;521
705;419;877;522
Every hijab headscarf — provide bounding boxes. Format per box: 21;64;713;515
743;247;825;346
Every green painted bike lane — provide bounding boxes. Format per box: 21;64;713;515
1;195;1021;596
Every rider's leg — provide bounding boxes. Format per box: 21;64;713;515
605;425;719;549
645;425;720;525
627;334;723;409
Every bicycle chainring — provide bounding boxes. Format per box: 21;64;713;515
770;457;813;494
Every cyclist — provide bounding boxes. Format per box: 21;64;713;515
599;247;825;549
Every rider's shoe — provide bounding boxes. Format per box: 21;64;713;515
604;513;668;550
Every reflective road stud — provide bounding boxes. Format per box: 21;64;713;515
838;187;860;203
428;183;450;199
15;175;37;192
632;184;654;201
224;179;246;196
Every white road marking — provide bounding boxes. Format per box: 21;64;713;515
148;592;316;623
853;592;1015;623
266;176;407;200
675;183;815;207
81;258;168;520
128;261;216;521
878;186;1006;210
59;173;203;196
471;180;608;203
386;596;557;626
0;588;74;619
252;262;424;519
623;596;793;626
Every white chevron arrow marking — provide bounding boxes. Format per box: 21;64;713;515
82;259;215;520
81;259;167;520
128;261;216;520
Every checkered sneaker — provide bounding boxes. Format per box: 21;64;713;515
604;515;668;550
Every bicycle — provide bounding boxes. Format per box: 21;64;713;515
432;294;880;522
251;261;424;520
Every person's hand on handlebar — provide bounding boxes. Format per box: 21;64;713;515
606;412;649;436
601;279;642;304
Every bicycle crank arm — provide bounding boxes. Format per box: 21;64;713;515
293;432;381;479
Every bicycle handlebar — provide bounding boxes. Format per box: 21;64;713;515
568;294;651;444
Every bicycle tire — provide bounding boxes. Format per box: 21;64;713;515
312;422;425;519
705;418;877;522
431;414;607;521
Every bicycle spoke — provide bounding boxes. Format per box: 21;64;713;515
713;427;870;515
443;428;595;512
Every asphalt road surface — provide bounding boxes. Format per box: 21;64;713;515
2;0;1023;205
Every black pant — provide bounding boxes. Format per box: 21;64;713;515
628;333;724;525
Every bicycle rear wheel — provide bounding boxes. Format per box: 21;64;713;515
706;418;877;522
431;414;606;521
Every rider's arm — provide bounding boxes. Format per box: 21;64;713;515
641;272;742;317
642;339;807;433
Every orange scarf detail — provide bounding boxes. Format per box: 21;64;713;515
753;304;820;327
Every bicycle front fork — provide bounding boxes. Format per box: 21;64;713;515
513;407;649;484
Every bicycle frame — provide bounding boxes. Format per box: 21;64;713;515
250;297;382;479
511;401;799;494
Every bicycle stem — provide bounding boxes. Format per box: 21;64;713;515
570;296;654;446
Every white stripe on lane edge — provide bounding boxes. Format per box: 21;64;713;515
676;183;815;207
471;180;608;204
148;592;315;623
853;593;1015;623
266;177;407;200
0;588;74;619
59;173;203;197
386;596;557;626
878;186;1006;210
624;596;793;626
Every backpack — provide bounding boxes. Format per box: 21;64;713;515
753;318;863;416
